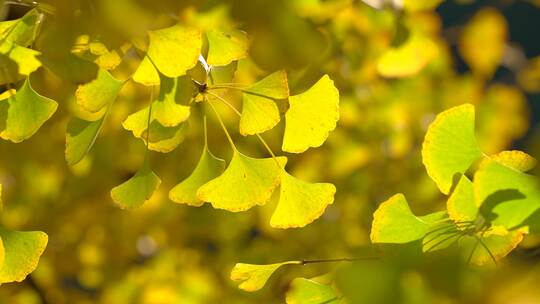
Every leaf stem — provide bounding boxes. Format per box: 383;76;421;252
300;257;379;265
206;97;237;152
145;86;154;152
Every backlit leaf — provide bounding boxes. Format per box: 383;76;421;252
169;146;225;206
0;8;41;47
152;75;191;127
206;29;248;66
75;69;124;112
0;77;58;143
447;175;477;224
231;261;300;292
133;56;160;86
197;153;287;212
480;150;537;173
65;115;105;165
111;158;161;209
459;227;524;265
422;104;483;194
282;75;339;153
0;228;48;284
147;25;201;78
270;171;335;228
244;70;289;99
286;278;341;304
239;93;280;136
0;40;41;85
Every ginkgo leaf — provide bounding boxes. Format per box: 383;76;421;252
239;93;280;136
133;56;160;86
371;194;441;244
111;158;161;209
480;150;537;172
422;104;483;194
0;8;41;47
169;146;225;206
282;75;339;153
0;238;4;269
286;278;341;304
270;171;335;228
0;228;48;284
75;69;124;113
152;75;191;127
377;33;438;78
206;29;248;66
197;153;287;212
65;115;105;165
422;220;463;253
0;40;41;84
0;77;58;143
244;70;289;99
459;227;524;265
231;261;300;292
474;159;540;229
147;25;201;78
447;175;477;224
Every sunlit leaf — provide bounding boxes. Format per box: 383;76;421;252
169;146;225;206
459;227;524;265
447;175;477;224
0;40;41;85
197;153;287;212
75;69;124;112
244;70;289;99
0;8;41;47
111;158;161;209
147;25;201;77
0;77;58;143
283;75;339;153
422;104;483;194
206;29;248;66
133;56;160;86
270;171;335;228
0;228;48;284
231;261;300;292
480;150;537;173
239;93;280;136
377;33;438;78
65;115;105;165
286;278;341;304
152;75;191;127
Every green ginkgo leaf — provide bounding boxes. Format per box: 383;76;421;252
75;68;124;112
0;40;41;85
197;153;287;212
282;75;339;153
270;171;335;228
230;261;300;292
65;115;105;165
422;104;483;194
0;228;48;284
239;93;280;136
474;159;540;229
0;77;57;143
147;24;201;78
286;278;341;304
111;158;161;209
447;175;477;224
169;146;225;206
0;8;41;47
244;70;289;99
371;194;440;244
133;56;160;86
206;29;248;66
152;75;191;127
480;150;537;172
459;227;525;265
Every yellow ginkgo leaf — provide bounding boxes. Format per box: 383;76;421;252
459;227;525;265
282;75;339;153
147;24;201;78
446;175;477;224
152;75;192;127
270;171;335;228
133;56;160;86
239;93;280;136
111;158;161;210
206;29;248;66
376;32;438;78
0;77;58;143
197;153;287;212
480;150;537;172
0;40;41;85
75;68;124;112
230;261;300;292
0;228;48;284
244;70;289;99
0;238;4;269
169;146;225;206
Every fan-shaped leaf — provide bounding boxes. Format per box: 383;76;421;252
133;56;160;86
169;146;225;206
197;153;287;212
459;227;524;265
0;8;41;47
286;278;341;304
239;93;280;136
0;77;57;143
111;159;161;209
244;70;289;99
270;171;335;228
206;29;248;66
152;75;191;127
65;115;105;165
231;261;300;292
147;25;201;77
0;228;48;284
75;69;124;112
282;75;339;153
447;175;477;224
480;150;537;172
0;40;41;85
422;104;483;194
